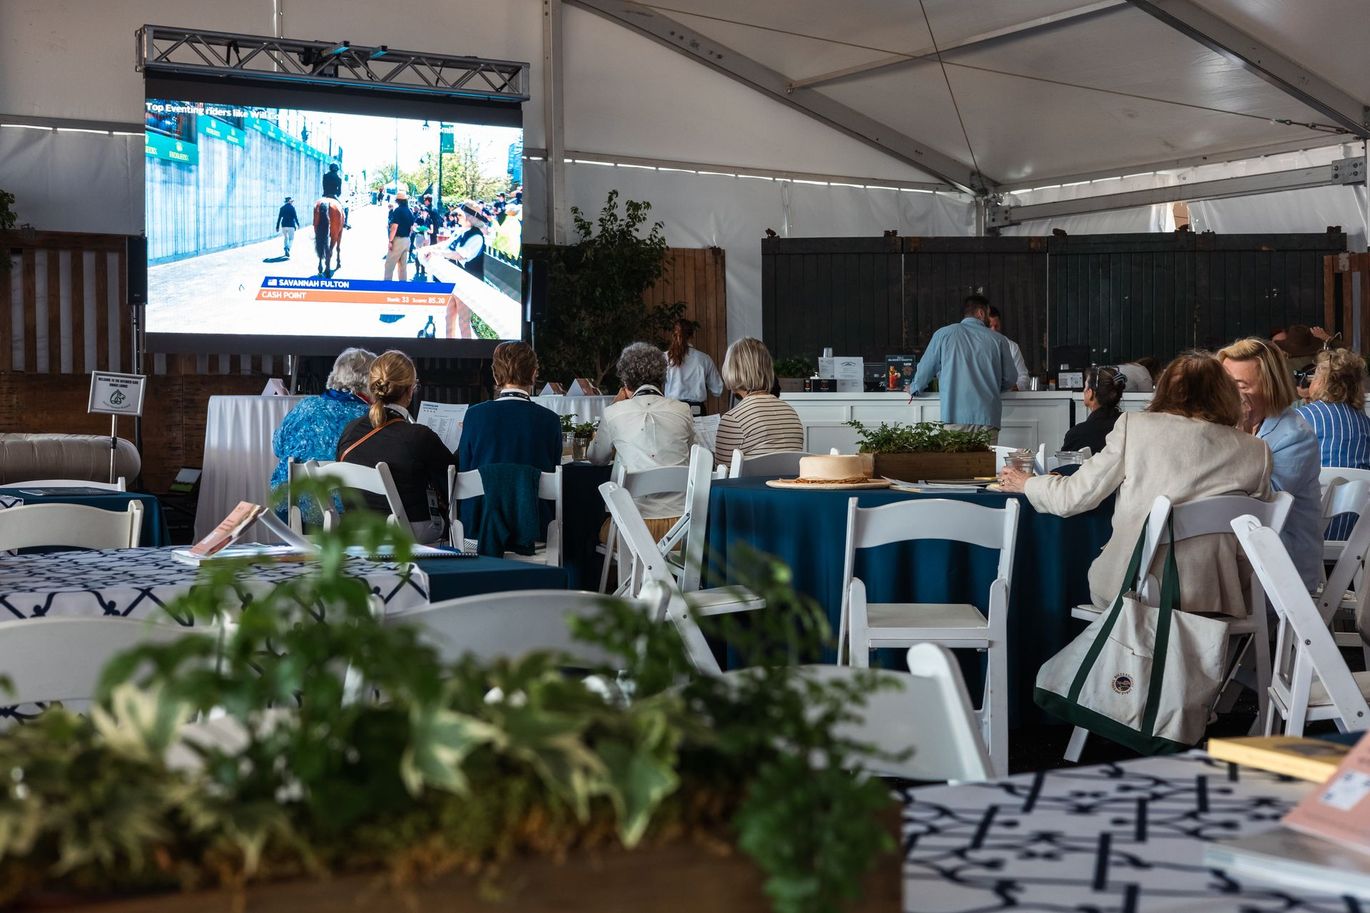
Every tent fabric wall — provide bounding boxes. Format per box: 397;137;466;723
0;126;142;235
525;159;974;340
1189;185;1370;252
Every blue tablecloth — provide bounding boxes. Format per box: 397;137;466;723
703;477;1114;724
561;463;613;589
417;554;569;602
0;487;169;547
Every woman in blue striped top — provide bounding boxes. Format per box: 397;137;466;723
1297;348;1370;539
1297;348;1370;470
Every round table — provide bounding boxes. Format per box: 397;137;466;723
703;476;1115;724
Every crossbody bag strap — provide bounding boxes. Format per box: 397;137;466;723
1140;514;1181;737
339;418;403;462
1067;521;1151;702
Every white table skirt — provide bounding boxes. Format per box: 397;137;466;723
903;752;1340;912
533;395;614;424
196;395;304;543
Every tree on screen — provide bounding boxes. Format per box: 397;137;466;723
538;190;684;388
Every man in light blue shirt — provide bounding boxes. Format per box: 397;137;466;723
910;295;1017;441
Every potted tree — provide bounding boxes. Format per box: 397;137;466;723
0;476;901;912
848;419;995;482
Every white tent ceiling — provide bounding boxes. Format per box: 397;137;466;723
568;0;1370;192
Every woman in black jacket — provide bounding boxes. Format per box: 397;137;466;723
1062;365;1126;456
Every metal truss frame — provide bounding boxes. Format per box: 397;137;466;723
987;156;1366;227
135;25;530;103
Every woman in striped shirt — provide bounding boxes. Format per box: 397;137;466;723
1297;348;1370;470
714;338;805;460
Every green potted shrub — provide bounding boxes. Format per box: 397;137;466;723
772;356;813;395
848;420;995;482
0;475;900;912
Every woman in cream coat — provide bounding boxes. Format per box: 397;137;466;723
999;352;1273;617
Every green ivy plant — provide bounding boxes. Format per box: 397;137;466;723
847;419;992;454
0;474;896;912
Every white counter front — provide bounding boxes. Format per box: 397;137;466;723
780;391;1084;454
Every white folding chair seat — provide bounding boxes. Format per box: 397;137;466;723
991;444;1046;474
1064;492;1292;762
1233;514;1370;736
0;501;143;551
285;459;329;533
597;459;694;595
0;617;206;707
722;644;992;783
447;465;563;564
838;496;1019;777
1319;475;1370;564
8;477;127;491
307;460;407;531
727;449;813;479
600;480;763;618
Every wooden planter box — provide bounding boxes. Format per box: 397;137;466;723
30;827;900;913
873;450;995;482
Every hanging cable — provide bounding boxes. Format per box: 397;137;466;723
639;2;1349;136
915;0;983;190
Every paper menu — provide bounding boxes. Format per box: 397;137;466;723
417;401;468;452
1284;730;1370;852
189;501;266;557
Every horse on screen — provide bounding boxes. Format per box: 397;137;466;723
313;198;345;277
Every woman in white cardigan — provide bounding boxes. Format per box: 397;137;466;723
998;352;1273;617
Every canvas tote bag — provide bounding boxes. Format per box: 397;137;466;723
1034;518;1228;754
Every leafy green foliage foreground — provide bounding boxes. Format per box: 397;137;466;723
0;476;894;912
847;419;993;454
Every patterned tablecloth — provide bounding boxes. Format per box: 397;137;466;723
0;547;430;623
902;753;1356;913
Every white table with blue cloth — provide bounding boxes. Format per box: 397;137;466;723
197;394;304;544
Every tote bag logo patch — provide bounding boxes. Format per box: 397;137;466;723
1111;673;1134;694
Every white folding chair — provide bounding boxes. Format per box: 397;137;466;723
1233;514;1370;736
991;444;1046;474
600;481;764;617
1319;474;1370;564
446;465;563;564
8;477;127;491
640;578;723;676
0;617;206;706
727;449;813;479
306;460;407;531
723;644;992;783
597;463;691;594
1064;492;1293;762
837;496;1018;777
385;589;624;668
1314;504;1370;673
0;502;143;551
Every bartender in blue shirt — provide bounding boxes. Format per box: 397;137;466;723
909;294;1017;444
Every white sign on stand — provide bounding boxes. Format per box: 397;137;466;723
88;371;146;485
832;356;864;393
88;372;147;417
416;401;468;452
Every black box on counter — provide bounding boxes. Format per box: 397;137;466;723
803;377;838;392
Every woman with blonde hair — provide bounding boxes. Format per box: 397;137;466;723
1218;337;1323;588
335;350;455;543
1297;347;1370;539
999;352;1272;616
714;337;804;459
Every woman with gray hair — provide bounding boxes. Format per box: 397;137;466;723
587;341;696;536
269;347;377;523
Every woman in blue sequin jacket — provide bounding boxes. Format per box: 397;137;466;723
269;348;376;522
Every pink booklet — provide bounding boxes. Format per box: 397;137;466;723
188;501;266;557
1284;730;1370;854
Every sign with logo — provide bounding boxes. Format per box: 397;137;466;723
440;131;455;154
88;372;147;417
145;130;198;164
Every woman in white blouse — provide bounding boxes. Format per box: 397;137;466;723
588;342;696;538
663;319;723;414
998;351;1273;617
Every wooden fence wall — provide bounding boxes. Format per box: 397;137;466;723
763;230;1347;374
644;246;728;412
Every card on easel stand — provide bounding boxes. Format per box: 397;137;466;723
88;371;147;485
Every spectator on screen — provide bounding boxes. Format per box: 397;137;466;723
269;347;375;524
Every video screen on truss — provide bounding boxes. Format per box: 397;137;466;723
143;89;525;354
